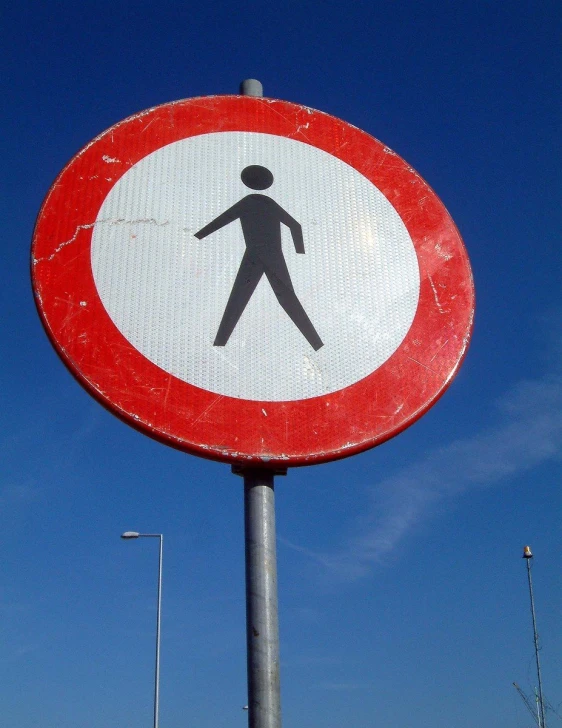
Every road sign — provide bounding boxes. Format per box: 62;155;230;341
32;95;474;466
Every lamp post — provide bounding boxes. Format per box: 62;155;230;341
121;532;163;728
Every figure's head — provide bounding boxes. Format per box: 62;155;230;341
241;165;274;190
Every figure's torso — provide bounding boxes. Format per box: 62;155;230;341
237;195;284;255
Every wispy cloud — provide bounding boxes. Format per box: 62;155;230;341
283;374;562;580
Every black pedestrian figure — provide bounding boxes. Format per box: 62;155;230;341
195;165;323;350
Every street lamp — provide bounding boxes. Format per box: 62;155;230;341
121;531;163;728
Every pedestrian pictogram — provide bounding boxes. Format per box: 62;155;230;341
31;94;474;466
195;165;323;351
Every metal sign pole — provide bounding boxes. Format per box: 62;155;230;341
234;466;285;728
235;78;283;728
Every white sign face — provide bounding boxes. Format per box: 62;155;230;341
91;131;420;402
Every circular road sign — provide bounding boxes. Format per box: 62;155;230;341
32;95;474;467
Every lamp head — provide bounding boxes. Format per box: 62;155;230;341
121;531;140;539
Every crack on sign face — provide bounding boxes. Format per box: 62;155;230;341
427;274;451;314
33;218;171;265
406;356;437;374
33;221;98;264
429;339;450;363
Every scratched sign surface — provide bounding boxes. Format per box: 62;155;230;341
32;95;474;466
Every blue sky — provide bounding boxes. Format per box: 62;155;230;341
2;2;560;727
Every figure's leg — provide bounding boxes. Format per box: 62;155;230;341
265;269;323;351
214;255;264;346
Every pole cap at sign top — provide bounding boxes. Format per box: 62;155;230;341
523;545;533;559
239;79;263;97
121;531;140;539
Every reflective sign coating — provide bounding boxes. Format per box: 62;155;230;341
32;95;474;466
91;131;419;401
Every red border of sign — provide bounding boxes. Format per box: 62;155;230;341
32;96;474;467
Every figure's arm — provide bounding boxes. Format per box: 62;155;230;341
276;205;305;253
194;202;242;239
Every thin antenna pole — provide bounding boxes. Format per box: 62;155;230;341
524;546;547;728
513;682;540;727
